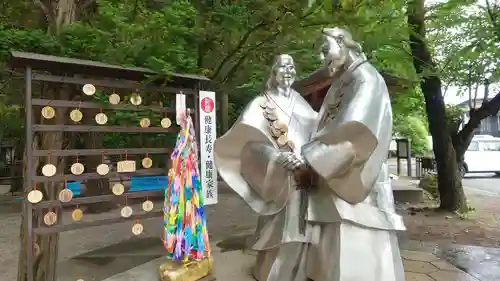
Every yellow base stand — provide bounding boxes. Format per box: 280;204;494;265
159;257;213;281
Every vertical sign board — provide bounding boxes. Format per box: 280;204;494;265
199;91;218;205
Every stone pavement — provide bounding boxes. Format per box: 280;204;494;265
98;240;479;281
402;250;479;281
1;180;497;281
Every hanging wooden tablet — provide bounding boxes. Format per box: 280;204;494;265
142;200;154;212
72;207;83;221
139;118;151;128
44;211;57;226
111;183;125;195
96;163;109;175
117;151;136;173
130;93;142;106
27;184;43;204
132;221;144;235
109;93;121;105
96;152;110;175
160;117;172;128
95;113;108;125
41;106;55;119
42;164;56;177
121;206;133;218
142;153;152;169
82;84;96;96
42;153;56;177
70;153;85;175
58;181;73;203
70;109;83;122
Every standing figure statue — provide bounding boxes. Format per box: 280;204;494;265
214;54;318;281
298;27;406;281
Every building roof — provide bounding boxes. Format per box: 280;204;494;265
8;51;210;88
293;66;411;95
456;98;491;108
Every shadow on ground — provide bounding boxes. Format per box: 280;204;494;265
57;237;164;281
215;234;252;252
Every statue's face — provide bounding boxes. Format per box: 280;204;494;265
275;57;296;89
319;33;348;74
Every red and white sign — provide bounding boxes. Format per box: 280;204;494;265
201;97;215;113
199;91;217;205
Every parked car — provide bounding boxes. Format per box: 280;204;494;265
461;137;500;176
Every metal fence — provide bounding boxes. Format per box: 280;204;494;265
415;157;437;178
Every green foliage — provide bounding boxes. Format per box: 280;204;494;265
0;0;427;149
394;116;430;155
428;1;500;98
445;104;465;124
418;173;438;198
0;103;23;143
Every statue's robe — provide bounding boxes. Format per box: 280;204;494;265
214;89;317;281
302;60;406;281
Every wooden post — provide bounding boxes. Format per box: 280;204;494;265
221;92;229;133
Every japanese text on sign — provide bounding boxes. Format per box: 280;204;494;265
199;91;217;205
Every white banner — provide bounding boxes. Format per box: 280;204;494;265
199;91;218;205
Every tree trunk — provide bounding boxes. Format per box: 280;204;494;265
18;83;71;281
18;1;79;279
407;0;467;212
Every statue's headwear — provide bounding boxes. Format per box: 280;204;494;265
265;54;295;91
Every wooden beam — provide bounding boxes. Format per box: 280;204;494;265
32;99;185;113
33;125;175;133
33;148;171;157
34;168;165;183
32;190;164;209
33;210;163;235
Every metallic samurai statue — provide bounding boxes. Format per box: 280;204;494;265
214;54;318;281
298;27;406;281
215;27;406;281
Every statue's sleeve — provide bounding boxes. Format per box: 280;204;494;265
214;99;290;216
302;74;392;204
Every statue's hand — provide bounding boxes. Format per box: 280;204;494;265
294;166;319;191
276;152;305;171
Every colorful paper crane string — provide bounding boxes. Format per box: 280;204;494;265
163;111;210;262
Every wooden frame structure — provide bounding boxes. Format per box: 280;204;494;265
9;51;211;281
293;67;411;110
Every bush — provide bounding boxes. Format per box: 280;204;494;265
418;174;438;198
394;116;430;155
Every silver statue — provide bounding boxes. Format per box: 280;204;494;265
214;54;317;281
215;27;406;281
299;27;406;281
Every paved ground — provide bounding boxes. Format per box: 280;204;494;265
463;173;500;196
386;157;500;197
0;186;258;281
94;239;480;281
1;174;500;281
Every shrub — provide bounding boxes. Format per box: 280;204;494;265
418;174;438;198
394;116;430;155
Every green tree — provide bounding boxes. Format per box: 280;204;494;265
394;116;430;155
408;0;500;212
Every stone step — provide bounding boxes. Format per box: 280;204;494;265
392;179;423;204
